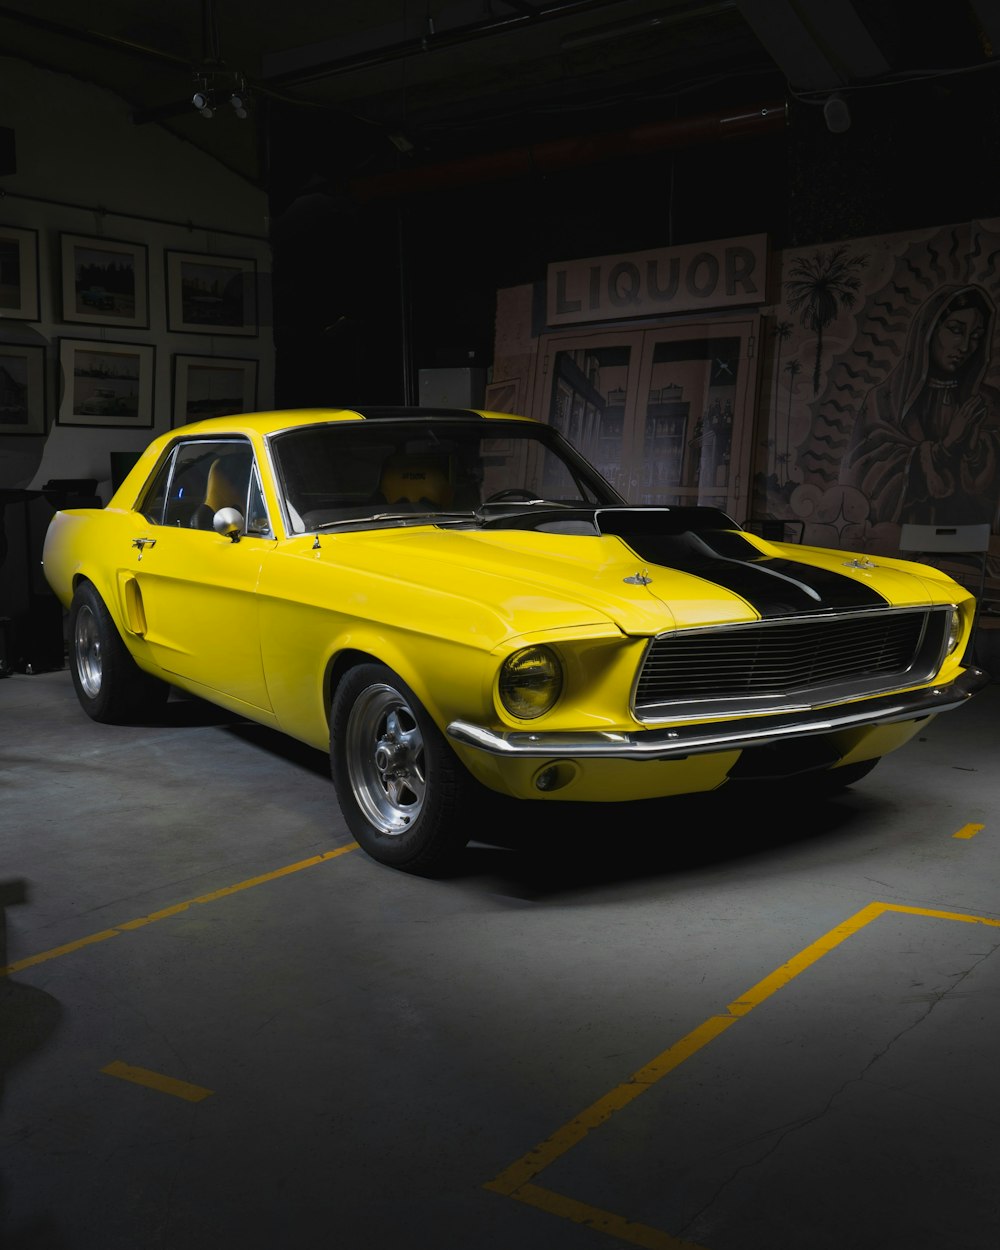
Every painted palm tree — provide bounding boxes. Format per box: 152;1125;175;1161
782;357;803;475
770;319;792;476
785;246;867;395
772;319;792;392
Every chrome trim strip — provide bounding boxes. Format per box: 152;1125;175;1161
446;667;989;760
643;603;953;640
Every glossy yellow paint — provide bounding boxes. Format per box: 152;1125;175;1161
42;408;982;805
461;746;738;801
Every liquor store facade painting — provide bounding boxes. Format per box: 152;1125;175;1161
489;234;768;523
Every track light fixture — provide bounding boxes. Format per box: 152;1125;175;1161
823;93;851;133
192;89;215;118
190;75;250;120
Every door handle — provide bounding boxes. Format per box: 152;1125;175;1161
131;537;157;559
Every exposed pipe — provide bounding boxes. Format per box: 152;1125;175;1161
348;101;788;200
263;1;736;89
0;2;199;70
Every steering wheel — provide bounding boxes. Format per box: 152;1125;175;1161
482;488;542;503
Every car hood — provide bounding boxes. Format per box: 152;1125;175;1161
307;517;942;641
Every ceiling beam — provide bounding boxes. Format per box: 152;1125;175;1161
736;0;890;90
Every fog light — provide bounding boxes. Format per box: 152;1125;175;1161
533;761;578;792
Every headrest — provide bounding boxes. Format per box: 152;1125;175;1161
380;455;453;507
205;454;249;512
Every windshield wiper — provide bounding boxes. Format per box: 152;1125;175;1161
370;510;479;522
309;510;478;530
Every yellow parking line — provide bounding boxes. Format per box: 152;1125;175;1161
953;823;984;839
508;1183;707;1250
102;1059;213;1102
0;843;359;977
487;899;1000;1245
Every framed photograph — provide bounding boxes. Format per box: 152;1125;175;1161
57;338;155;428
0;225;40;321
172;353;258;426
60;233;149;328
0;342;46;434
165;250;258;336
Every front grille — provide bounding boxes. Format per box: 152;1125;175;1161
634;608;950;719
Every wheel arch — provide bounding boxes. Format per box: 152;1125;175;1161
322;636;489;737
70;569;135;637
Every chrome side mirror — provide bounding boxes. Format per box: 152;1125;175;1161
213;507;245;542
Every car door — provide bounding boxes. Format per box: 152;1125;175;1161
124;436;274;712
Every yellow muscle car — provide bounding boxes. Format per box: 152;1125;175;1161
42;407;988;873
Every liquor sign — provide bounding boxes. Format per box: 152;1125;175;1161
546;234;769;326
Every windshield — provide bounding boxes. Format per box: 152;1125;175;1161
269;417;625;533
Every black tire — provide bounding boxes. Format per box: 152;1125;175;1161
68;581;170;723
330;663;472;874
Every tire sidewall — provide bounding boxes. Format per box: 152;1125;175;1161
68;581;168;723
330;662;468;872
68;583;115;721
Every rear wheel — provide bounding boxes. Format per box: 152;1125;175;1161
68;581;169;723
330;663;472;874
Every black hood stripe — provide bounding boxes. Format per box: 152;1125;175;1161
613;530;888;617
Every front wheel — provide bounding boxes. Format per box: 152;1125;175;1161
68;581;169;723
330;663;472;874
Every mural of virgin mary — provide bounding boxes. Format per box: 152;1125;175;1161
839;283;1000;529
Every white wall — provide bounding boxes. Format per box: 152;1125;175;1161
0;56;274;499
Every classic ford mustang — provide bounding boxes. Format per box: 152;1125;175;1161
42;406;988;872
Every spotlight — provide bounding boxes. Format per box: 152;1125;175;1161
192;90;215;118
229;92;248;119
823;93;851;133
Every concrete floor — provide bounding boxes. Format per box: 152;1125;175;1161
2;666;999;1250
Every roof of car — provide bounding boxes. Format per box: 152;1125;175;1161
176;406;536;439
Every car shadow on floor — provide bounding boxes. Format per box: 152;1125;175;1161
152;690;894;896
449;782;891;898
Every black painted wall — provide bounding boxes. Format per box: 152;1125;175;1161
266;67;1000;409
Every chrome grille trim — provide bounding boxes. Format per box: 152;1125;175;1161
633;606;954;723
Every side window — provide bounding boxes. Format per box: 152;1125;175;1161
140;452;176;525
138;438;266;531
245;466;270;536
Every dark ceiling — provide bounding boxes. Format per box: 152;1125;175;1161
4;0;1000;192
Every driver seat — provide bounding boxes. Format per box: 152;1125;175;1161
190;454;250;529
378;455;453;509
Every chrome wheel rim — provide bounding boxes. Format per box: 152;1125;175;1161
346;682;426;835
74;603;103;699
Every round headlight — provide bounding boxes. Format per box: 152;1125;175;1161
498;645;563;719
947;607;962;655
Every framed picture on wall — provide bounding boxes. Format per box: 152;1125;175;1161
165;250;258;336
60;233;149;328
172;353;259;426
0;342;46;434
57;338;155;428
0;225;40;321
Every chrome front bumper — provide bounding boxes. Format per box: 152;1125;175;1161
446;667;990;761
